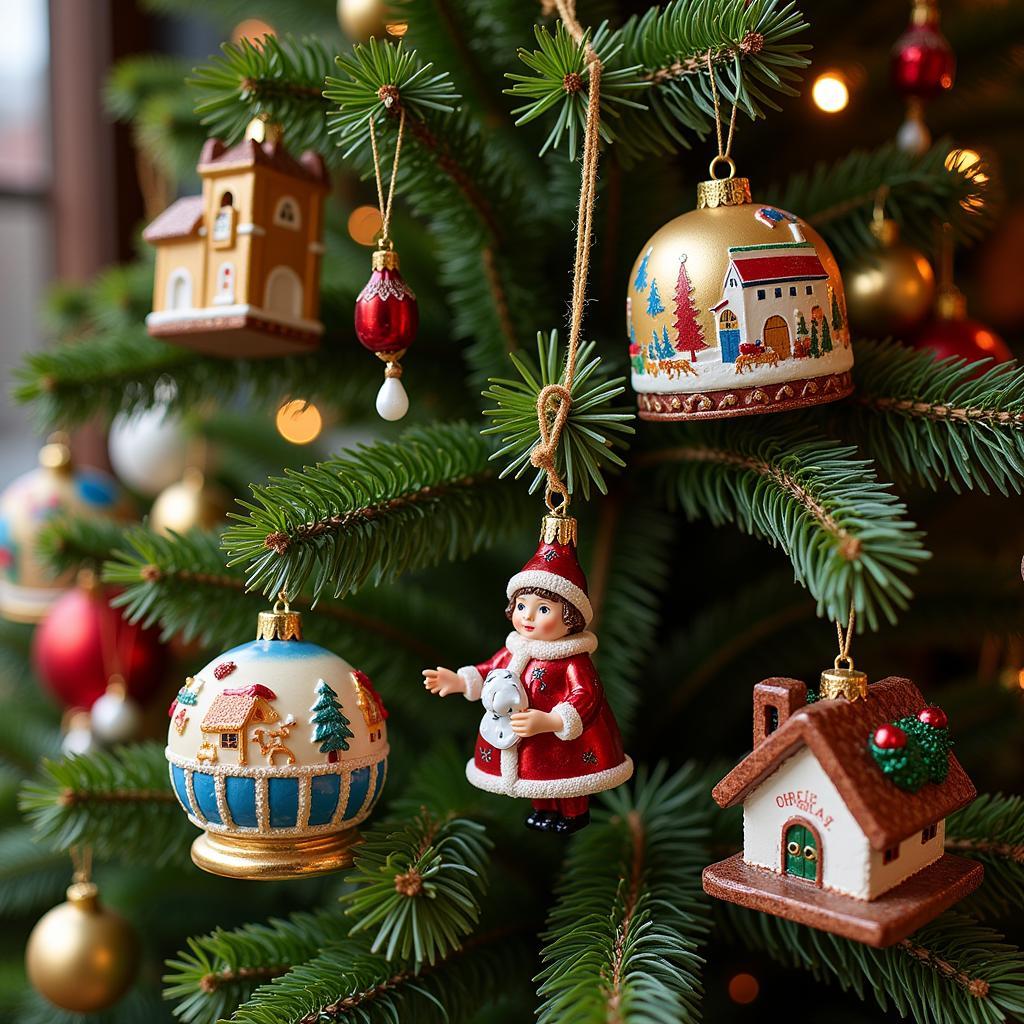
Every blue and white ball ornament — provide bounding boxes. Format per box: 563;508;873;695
166;598;389;879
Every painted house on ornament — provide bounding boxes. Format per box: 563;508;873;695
144;130;329;357
710;241;834;363
199;684;281;767
702;676;983;946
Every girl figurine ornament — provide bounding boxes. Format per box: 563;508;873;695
423;515;633;834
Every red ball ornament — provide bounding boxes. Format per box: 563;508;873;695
354;246;418;421
912;315;1011;368
917;705;948;728
32;582;163;709
891;4;955;101
873;723;907;749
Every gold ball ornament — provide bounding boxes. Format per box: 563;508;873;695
627;173;854;420
844;217;935;338
149;467;230;536
336;0;407;42
25;882;140;1013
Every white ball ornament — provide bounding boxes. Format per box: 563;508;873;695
166;596;389;879
90;680;143;744
108;405;188;497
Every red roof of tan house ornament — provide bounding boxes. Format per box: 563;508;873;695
712;676;976;850
730;253;828;285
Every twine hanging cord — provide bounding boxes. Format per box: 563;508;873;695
706;49;739;179
368;103;406;246
530;0;603;514
835;603;856;667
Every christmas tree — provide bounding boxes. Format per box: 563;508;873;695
309;679;353;762
672;256;709;360
4;2;1024;1023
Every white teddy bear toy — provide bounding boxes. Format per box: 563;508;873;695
478;668;528;749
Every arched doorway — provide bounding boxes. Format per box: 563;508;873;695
783;819;821;884
763;315;791;360
264;266;304;319
718;309;740;362
166;269;192;310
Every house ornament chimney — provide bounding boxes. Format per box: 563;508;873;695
820;655;868;701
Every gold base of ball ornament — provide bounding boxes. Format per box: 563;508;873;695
25;882;140;1013
191;828;364;880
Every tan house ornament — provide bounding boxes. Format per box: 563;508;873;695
143;125;329;357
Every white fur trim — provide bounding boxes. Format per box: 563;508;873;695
504;631;598;663
507;569;594;625
552;702;583;741
465;754;633;799
458;666;483;702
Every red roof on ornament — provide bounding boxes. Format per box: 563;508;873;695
731;255;827;285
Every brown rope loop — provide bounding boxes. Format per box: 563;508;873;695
531;384;572;513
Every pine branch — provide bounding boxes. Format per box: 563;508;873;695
536;763;711;1023
765;140;992;260
842;340;1024;496
507;1;810;162
481;332;635;501
637;423;929;629
0;826;69;916
164;909;351;1024
19;742;191;867
586;499;672;735
720;906;1024;1024
222;422;530;603
343;811;492;966
225;930;531;1024
946;795;1024;921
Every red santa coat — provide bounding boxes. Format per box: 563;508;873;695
459;631;633;800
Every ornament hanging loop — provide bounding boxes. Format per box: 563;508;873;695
368;104;406;247
708;154;736;181
530;383;573;516
821;603;868;701
706;49;739;173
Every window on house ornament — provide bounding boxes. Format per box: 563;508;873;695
757;288;766;300
921;823;938;843
774;287;782;298
221;733;238;749
789;286;797;296
213;192;235;245
883;845;900;864
805;285;813;295
273;196;301;229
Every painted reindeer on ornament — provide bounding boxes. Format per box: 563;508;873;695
252;714;297;765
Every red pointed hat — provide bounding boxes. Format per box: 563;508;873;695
506;537;593;626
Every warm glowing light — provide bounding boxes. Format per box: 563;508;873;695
232;19;276;44
975;330;999;353
276;400;323;444
348;204;383;246
1017;669;1024;690
946;148;982;173
386;21;409;37
812;72;849;113
728;972;760;1005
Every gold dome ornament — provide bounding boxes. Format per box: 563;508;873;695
627;62;853;421
166;595;389;879
844;190;936;339
336;0;407;42
149;466;230;535
26;854;139;1013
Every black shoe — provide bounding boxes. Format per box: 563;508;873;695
525;810;557;831
552;810;591;835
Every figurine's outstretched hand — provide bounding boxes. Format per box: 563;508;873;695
422;666;465;697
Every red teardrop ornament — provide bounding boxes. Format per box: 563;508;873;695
354;248;418;356
917;706;948;729
873;723;907;750
891;14;955;100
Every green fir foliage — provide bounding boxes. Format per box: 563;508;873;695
309;681;353;756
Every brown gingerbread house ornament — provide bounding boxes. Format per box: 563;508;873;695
144;122;329;357
702;674;983;947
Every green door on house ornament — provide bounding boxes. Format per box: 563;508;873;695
785;822;819;880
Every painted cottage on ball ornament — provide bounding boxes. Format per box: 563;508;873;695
703;674;983;946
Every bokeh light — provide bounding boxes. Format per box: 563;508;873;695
276;400;323;445
728;972;760;1005
812;72;849;113
348;204;384;246
232;19;275;44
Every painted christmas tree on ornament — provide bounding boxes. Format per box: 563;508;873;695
702;662;982;947
422;515;633;835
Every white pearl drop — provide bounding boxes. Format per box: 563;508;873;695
896;116;930;155
90;691;143;744
376;376;409;421
62;726;97;757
